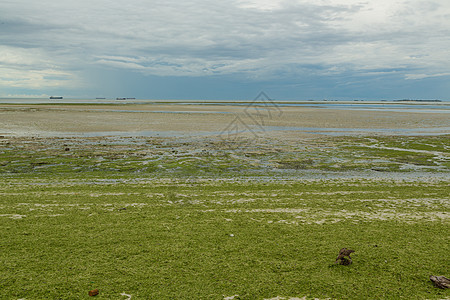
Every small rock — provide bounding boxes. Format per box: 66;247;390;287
88;289;99;296
64;148;70;151
229;234;234;237
339;257;352;265
430;275;450;289
335;248;355;265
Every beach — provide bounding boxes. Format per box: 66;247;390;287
1;102;449;138
1;101;449;299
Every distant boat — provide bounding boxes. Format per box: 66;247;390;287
49;96;63;99
116;97;126;100
96;97;106;99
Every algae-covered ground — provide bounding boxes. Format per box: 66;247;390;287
1;135;449;176
0;135;449;299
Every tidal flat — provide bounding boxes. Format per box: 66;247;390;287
0;103;449;299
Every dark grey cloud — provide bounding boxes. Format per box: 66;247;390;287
1;0;449;95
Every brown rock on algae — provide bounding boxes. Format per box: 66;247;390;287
430;275;450;289
335;248;355;265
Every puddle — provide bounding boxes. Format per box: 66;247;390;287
261;126;450;136
2;98;449;112
152;110;230;114
47;108;231;114
4;125;448;138
362;144;448;159
290;103;450;113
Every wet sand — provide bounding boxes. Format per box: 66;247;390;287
0;103;449;139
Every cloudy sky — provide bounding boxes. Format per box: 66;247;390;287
1;0;449;100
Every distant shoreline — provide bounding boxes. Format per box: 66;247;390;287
0;98;449;106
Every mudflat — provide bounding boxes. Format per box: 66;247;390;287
1;103;448;138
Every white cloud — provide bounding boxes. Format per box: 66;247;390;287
405;72;450;80
0;93;49;98
235;0;284;11
0;46;81;89
0;0;449;89
0;66;78;89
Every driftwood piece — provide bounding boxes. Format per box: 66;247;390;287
430;275;450;289
335;248;355;265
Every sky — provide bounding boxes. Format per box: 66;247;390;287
1;0;449;100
